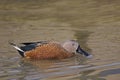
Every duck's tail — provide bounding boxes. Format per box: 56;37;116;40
9;42;25;57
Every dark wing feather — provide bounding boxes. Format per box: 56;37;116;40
21;41;48;45
20;41;48;52
20;44;37;52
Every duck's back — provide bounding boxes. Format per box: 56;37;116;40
25;43;74;59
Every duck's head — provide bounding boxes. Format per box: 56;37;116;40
62;40;93;58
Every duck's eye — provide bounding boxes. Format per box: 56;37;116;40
72;43;75;46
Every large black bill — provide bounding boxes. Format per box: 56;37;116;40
76;45;93;58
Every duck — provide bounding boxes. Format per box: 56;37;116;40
9;40;93;59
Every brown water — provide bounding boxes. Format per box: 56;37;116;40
0;0;120;80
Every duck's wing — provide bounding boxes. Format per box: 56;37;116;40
10;41;49;57
21;41;48;46
20;41;49;51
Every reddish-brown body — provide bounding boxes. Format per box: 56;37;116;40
25;43;74;59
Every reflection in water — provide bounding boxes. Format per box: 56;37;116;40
18;58;87;79
99;68;120;77
0;0;120;80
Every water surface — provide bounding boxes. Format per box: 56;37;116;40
0;0;120;80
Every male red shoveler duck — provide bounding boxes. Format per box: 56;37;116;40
10;40;93;59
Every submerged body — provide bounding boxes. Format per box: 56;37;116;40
10;40;92;60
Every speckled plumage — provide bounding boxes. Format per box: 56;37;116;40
24;43;74;59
